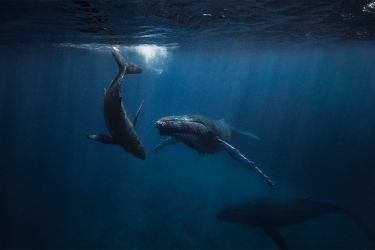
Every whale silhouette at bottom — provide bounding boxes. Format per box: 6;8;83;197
218;198;375;250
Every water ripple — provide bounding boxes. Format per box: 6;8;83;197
1;0;375;46
363;1;375;13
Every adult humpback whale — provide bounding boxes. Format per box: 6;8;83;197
87;47;146;160
154;115;275;188
218;198;375;250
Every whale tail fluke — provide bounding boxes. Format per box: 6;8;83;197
108;46;143;90
327;204;375;244
125;63;143;74
344;210;375;243
111;47;143;74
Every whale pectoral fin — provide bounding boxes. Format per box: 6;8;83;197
263;227;288;250
132;100;144;128
154;137;179;152
217;138;275;189
87;134;117;145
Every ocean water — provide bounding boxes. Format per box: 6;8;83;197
1;1;375;250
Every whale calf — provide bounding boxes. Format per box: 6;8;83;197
218;198;375;250
88;47;146;160
154;114;275;188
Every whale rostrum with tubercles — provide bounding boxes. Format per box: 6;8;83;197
87;47;146;160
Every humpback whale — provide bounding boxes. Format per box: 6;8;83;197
154;115;275;188
88;47;146;160
218;198;375;250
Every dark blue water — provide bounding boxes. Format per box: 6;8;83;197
1;1;375;250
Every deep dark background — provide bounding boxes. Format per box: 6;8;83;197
1;0;375;249
1;44;375;249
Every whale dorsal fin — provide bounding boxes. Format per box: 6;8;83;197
344;209;375;244
218;119;260;141
133;100;144;128
217;138;275;189
263;227;288;250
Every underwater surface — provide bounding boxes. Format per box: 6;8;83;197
1;1;375;249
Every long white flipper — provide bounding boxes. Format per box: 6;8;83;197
217;138;275;189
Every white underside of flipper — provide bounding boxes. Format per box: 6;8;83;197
217;138;275;188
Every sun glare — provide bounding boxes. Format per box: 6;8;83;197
134;44;168;64
56;43;173;74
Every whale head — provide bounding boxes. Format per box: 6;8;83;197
155;115;211;137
